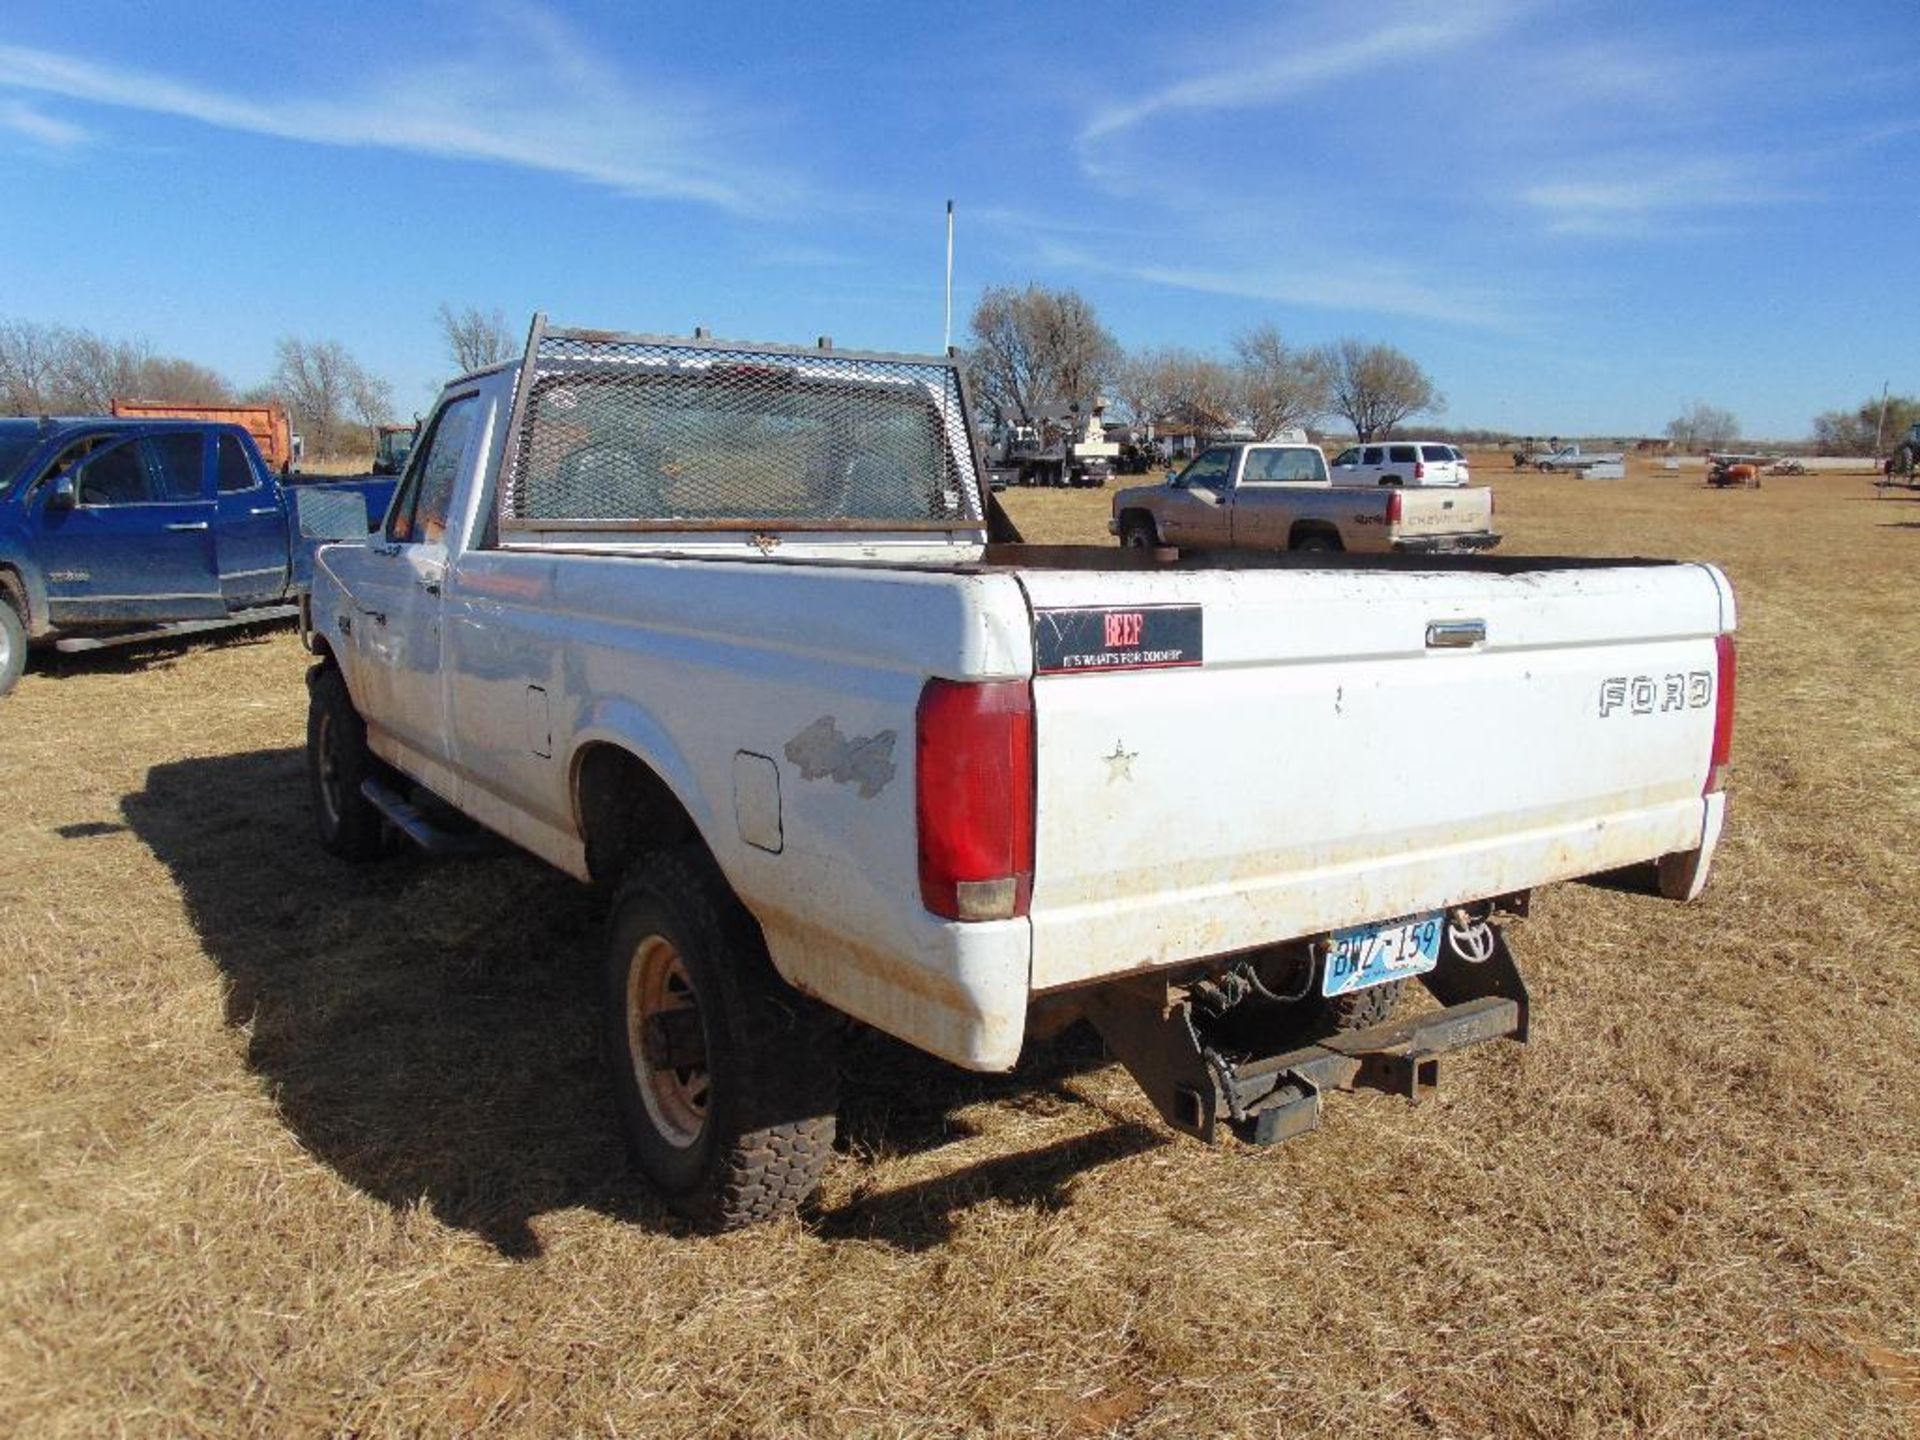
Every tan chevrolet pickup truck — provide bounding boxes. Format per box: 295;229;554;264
1111;442;1500;554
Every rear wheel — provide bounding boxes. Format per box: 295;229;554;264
0;597;24;698
605;848;839;1229
1291;531;1340;553
306;664;388;860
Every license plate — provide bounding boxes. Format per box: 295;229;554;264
1322;913;1444;998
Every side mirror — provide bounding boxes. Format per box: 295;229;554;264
48;473;77;511
1165;470;1181;486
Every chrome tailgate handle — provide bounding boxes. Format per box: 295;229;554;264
1426;618;1486;649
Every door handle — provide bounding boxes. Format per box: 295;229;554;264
248;506;280;517
357;605;388;626
1426;618;1486;648
165;521;210;532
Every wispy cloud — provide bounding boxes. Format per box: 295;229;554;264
1081;0;1522;149
1524;159;1801;236
0;96;87;149
1034;239;1507;329
0;9;793;213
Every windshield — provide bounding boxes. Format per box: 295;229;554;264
0;431;42;494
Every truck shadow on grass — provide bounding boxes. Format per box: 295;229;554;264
31;618;290;684
121;747;1142;1256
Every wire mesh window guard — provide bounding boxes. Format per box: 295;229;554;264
498;328;986;533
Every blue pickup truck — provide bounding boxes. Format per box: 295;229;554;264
0;416;397;695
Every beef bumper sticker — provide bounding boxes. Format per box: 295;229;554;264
1034;605;1204;674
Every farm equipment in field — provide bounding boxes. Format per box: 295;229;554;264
1876;423;1920;495
987;403;1118;487
371;422;417;476
1887;423;1920;480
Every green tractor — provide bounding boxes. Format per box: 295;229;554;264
1890;421;1920;479
372;422;417;476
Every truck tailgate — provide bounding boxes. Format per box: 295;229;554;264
1396;485;1492;537
1016;562;1733;990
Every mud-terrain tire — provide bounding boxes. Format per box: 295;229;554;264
1322;980;1404;1031
306;664;388;861
1119;514;1159;550
605;847;839;1229
0;596;24;698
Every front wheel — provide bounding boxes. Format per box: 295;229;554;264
0;598;25;698
306;664;389;860
605;848;840;1229
1119;515;1158;550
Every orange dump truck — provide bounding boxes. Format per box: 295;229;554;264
110;399;297;472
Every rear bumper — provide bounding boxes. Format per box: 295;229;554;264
1393;531;1502;553
1083;919;1530;1145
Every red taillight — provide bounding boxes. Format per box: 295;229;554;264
917;678;1034;921
1386;489;1404;525
1414;461;1426;481
1707;633;1736;793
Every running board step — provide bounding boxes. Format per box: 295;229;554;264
53;605;297;653
359;777;497;858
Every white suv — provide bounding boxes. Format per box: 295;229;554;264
1330;441;1469;487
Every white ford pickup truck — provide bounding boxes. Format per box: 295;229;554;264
303;319;1736;1229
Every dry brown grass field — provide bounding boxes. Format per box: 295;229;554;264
2;458;1917;1437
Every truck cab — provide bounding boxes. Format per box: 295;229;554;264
0;417;396;695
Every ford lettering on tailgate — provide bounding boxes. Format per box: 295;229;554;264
1035;605;1203;674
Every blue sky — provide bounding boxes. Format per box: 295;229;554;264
1;0;1915;438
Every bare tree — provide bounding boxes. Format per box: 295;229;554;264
270;338;394;457
1114;346;1240;440
1665;402;1740;452
1813;394;1918;457
1232;323;1329;438
131;356;234;406
0;318;234;414
58;332;144;412
437;303;516;374
1317;338;1443;441
965;284;1120;426
0;319;66;414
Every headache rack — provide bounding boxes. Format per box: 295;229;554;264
495;317;991;536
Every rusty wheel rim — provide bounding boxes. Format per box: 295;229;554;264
627;935;710;1149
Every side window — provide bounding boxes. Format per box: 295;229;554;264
78;441;153;506
1362;447;1383;466
388;395;479;544
1179;447;1234;490
148;432;207;501
1331;448;1359;467
216;433;259;492
1388;445;1418;465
